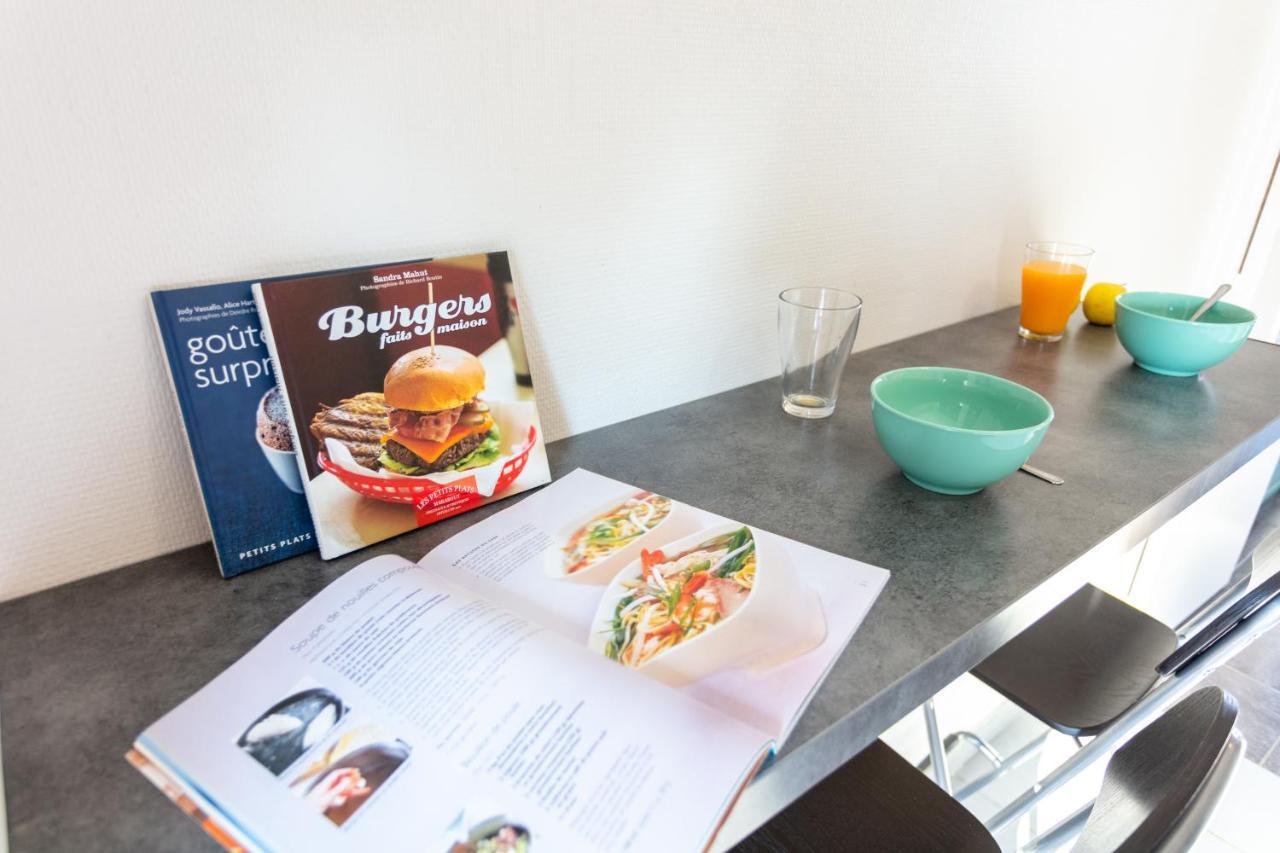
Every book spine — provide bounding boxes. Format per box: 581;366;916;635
148;291;228;576
126;747;254;853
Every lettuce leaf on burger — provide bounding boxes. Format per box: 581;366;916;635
378;345;501;476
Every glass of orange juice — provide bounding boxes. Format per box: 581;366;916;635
1019;242;1094;342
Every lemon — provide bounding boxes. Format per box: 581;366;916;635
1083;283;1127;326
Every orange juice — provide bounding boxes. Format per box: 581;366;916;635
1020;259;1087;337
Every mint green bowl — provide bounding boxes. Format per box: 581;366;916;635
870;367;1054;495
1114;291;1255;377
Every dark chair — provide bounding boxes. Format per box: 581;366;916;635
974;570;1280;737
733;738;999;853
973;584;1178;735
734;686;1241;853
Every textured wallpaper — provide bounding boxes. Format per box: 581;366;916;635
1;0;1277;600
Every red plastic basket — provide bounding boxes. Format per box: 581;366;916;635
317;425;538;505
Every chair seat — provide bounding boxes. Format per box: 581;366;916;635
732;741;998;853
1074;686;1241;851
973;584;1178;735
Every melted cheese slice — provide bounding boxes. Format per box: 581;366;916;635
383;415;494;464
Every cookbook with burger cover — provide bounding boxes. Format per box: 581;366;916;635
129;469;890;852
150;282;317;577
252;251;549;559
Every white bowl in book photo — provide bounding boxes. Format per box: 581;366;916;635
440;807;533;853
256;386;304;494
543;490;701;584
236;685;347;776
587;522;827;686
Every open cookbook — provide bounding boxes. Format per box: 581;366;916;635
129;470;889;852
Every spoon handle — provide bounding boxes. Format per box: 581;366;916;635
1019;464;1064;485
1189;283;1231;322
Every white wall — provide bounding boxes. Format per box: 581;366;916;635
2;1;1278;601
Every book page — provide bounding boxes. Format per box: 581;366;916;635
419;469;890;742
138;554;768;853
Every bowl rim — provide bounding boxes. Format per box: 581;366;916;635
1114;291;1257;326
545;490;685;580
870;366;1055;436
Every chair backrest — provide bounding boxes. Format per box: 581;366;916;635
1072;686;1241;853
1158;568;1280;675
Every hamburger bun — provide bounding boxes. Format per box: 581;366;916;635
383;346;485;412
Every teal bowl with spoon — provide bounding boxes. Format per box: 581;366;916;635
1114;291;1255;377
870;367;1054;495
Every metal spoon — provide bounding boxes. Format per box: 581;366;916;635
1188;284;1231;322
1019;464;1064;485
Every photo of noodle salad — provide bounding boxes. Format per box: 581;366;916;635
602;527;755;667
561;491;673;575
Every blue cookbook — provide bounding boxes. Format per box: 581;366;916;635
151;283;316;576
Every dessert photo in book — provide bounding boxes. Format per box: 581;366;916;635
151;283;317;577
253;252;550;559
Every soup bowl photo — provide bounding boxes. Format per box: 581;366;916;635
587;522;827;687
870;367;1054;495
544;490;701;584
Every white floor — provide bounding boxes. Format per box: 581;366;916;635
1189;759;1280;853
881;673;1280;853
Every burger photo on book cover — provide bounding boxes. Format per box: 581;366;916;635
254;252;550;559
379;346;500;476
308;345;519;485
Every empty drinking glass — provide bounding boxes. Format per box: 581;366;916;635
778;287;863;418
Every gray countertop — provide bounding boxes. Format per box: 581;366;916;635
4;307;1280;852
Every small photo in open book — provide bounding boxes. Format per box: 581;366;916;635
288;724;411;828
235;679;348;776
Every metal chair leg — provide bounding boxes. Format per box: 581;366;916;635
916;731;1004;774
922;699;952;793
952;731;1047;802
1021;802;1093;852
951;731;1005;768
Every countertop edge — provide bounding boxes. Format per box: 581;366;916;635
712;413;1280;850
